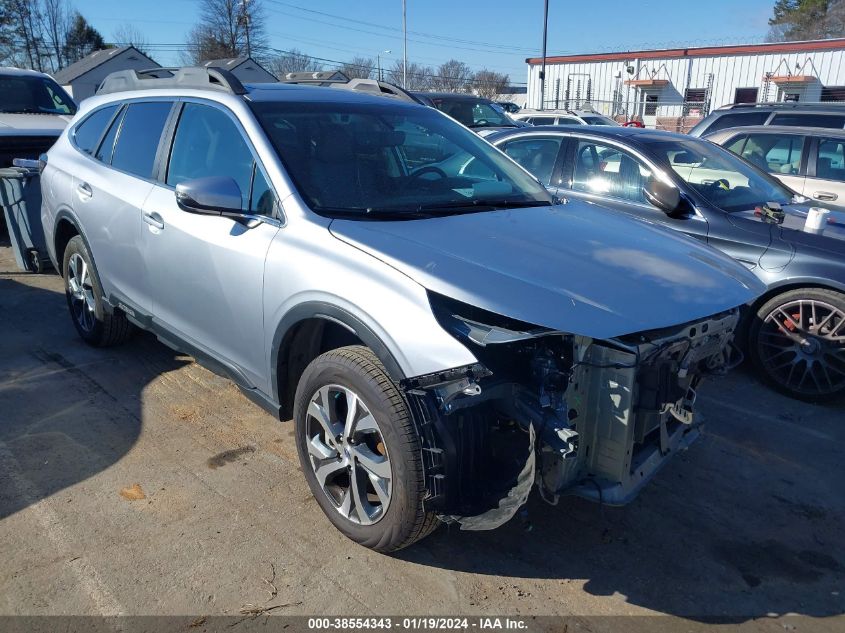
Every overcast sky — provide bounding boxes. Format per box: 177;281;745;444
72;0;775;82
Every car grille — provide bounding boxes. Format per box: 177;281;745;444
0;135;59;167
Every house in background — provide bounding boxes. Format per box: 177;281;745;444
201;57;277;84
52;46;160;102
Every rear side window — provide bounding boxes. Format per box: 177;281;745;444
770;113;845;129
73;105;118;155
815;139;845;180
95;107;124;164
501;137;563;185
529;117;555;125
705;111;770;134
111;102;172;178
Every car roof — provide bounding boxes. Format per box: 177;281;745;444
487;125;684;143
245;82;424;109
716;102;845;112
413;92;492;102
0;66;52;78
705;124;845;139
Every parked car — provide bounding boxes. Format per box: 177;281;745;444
688;102;845;138
496;101;521;114
511;109;620;127
413;91;528;136
705;125;845;211
486;125;845;401
0;67;76;167
42;67;762;552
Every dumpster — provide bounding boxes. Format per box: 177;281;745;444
0;161;49;273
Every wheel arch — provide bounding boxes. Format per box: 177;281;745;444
52;210;91;276
271;302;406;419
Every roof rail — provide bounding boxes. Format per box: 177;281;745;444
718;101;845;110
97;67;247;96
281;71;422;104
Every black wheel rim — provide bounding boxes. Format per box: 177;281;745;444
757;298;845;396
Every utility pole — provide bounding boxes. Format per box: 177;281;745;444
239;0;252;58
539;0;548;110
402;0;408;89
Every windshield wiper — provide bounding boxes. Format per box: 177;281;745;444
417;199;550;212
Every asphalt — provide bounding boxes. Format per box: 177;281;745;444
1;240;843;632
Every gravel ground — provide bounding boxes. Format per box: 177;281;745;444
1;242;843;632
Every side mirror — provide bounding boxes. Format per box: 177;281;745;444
175;176;244;217
643;176;681;215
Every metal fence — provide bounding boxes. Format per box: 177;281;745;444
536;96;712;131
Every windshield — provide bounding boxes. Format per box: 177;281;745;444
0;74;76;115
250;101;552;219
431;97;515;128
643;137;795;212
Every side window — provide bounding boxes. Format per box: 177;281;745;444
95;107;125;164
73;105;118;155
771;113;845;129
739;133;804;174
705;111;770;134
249;166;277;216
815;139;845;181
530;116;555;125
167;103;255;210
724;135;747;156
556;118;581;125
571;140;653;205
111;102;172;178
501;137;563;185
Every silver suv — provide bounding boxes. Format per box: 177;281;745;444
41;68;763;552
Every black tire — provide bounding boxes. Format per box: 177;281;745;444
748;288;845;402
293;345;438;552
62;235;134;347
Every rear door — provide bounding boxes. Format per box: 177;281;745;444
805;136;845;210
70;100;173;312
142;100;282;388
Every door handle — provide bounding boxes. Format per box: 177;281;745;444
76;182;92;199
812;191;838;201
143;212;164;230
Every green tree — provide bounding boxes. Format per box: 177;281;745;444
767;0;845;41
63;12;106;64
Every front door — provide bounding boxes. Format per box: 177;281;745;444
143;101;281;388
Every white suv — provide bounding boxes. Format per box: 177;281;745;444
40;67;763;551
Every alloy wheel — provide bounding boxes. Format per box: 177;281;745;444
305;384;392;525
67;253;96;333
757;298;845;396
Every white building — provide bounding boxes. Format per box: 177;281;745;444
53;46;160;102
525;38;845;131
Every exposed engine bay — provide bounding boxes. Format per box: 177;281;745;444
404;292;741;529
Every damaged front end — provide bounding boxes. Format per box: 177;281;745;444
404;292;741;530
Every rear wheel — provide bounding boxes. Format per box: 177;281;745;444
293;346;438;552
62;235;133;347
749;288;845;401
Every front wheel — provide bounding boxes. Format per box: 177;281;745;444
293;346;438;552
748;288;845;401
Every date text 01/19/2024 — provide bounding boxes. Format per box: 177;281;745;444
307;617;529;630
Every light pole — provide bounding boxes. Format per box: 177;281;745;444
402;0;407;89
539;0;548;110
377;49;391;82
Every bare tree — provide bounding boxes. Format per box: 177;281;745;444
4;0;47;71
432;59;472;92
183;0;267;63
268;48;323;77
39;0;72;71
386;60;433;90
472;69;510;100
112;23;149;54
341;56;374;80
767;0;845;41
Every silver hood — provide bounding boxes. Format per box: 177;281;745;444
330;203;765;339
0;113;71;133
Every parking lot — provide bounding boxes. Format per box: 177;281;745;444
0;239;843;629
